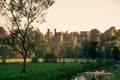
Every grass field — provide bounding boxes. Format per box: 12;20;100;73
0;59;116;80
0;62;94;80
0;58;88;63
0;58;88;77
0;62;77;76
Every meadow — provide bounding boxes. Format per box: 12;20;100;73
0;58;89;80
0;58;117;80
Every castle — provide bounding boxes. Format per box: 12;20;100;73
45;29;90;46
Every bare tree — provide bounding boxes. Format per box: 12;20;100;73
0;0;54;73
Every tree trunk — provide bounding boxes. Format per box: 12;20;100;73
21;56;26;73
21;37;27;73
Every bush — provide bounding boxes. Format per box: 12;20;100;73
43;53;57;63
31;57;39;63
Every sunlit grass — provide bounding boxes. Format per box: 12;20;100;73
0;58;43;63
0;58;87;63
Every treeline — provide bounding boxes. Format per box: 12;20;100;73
0;26;120;63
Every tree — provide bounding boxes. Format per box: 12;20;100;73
81;40;91;58
0;45;12;63
102;26;116;42
112;46;120;61
90;29;100;41
89;41;98;61
82;40;98;61
0;26;8;36
96;46;104;62
43;53;57;63
0;0;54;73
29;28;48;58
0;28;13;63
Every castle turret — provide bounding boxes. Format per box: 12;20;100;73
45;29;52;40
54;29;56;35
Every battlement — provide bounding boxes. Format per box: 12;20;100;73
45;29;90;45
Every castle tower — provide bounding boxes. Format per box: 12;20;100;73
73;36;77;45
45;29;52;40
60;32;63;42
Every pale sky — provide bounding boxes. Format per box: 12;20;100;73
0;0;120;34
39;0;120;34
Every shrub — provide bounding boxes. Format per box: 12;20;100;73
31;57;39;63
43;53;57;63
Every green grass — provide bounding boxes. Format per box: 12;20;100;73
0;59;114;80
0;58;87;77
0;62;92;80
0;62;96;80
0;63;73;76
107;65;120;80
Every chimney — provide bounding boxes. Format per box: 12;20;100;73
54;28;56;35
66;31;68;34
47;29;50;33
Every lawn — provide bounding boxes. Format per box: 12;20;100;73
0;62;94;80
0;62;77;77
0;58;88;77
0;59;116;80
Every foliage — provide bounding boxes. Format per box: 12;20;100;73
0;27;8;36
81;40;91;57
89;41;98;61
109;67;120;80
96;46;104;61
112;46;120;61
31;57;39;63
43;53;57;63
0;35;13;63
90;28;100;41
66;46;76;58
82;40;98;61
29;28;48;58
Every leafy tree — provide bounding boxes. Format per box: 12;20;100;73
0;45;12;63
81;40;91;58
116;29;120;36
54;42;68;58
110;36;120;48
96;46;104;62
43;53;57;63
29;28;48;58
0;26;8;36
66;46;72;58
0;28;13;63
31;57;39;63
89;41;98;61
102;26;116;42
112;46;120;61
100;27;118;58
0;0;54;73
82;40;98;61
90;28;100;41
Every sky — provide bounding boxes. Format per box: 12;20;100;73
0;0;120;34
38;0;120;34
